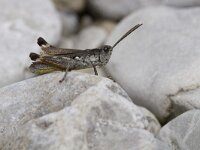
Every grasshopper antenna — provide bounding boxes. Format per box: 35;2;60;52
112;24;142;49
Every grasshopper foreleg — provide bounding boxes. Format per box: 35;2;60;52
93;66;98;75
90;61;98;75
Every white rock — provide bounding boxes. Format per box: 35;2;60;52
80;15;93;28
165;0;200;7
106;6;200;122
59;11;78;36
88;0;200;20
158;110;200;150
0;0;62;88
0;72;162;149
74;26;108;49
60;26;108;49
88;0;160;20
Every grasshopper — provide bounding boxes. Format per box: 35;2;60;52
29;24;142;82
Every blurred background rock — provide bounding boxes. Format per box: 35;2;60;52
2;0;200;149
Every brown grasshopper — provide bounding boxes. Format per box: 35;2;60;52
29;24;142;82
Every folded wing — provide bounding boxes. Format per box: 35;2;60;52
37;37;84;56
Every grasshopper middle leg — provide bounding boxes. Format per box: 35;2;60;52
59;64;70;83
90;61;98;75
93;65;98;75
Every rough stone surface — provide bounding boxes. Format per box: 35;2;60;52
0;72;163;149
88;0;200;20
0;0;62;88
106;6;200;122
158;110;200;150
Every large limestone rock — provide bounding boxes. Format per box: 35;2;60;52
158;110;200;150
106;6;200;122
88;0;200;20
0;0;61;88
0;72;165;150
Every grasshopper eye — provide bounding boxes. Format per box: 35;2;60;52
103;45;111;53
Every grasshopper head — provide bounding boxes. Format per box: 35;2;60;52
98;45;113;65
101;45;113;53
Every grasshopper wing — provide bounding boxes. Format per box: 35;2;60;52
37;37;84;55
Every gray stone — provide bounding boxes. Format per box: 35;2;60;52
165;0;200;7
80;15;93;29
88;0;160;20
0;0;62;88
60;26;108;49
74;26;108;49
88;0;200;20
0;72;163;149
59;11;78;36
158;110;200;150
53;0;86;12
106;6;200;122
59;36;76;49
94;20;117;33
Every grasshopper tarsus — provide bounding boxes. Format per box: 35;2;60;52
59;78;64;83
